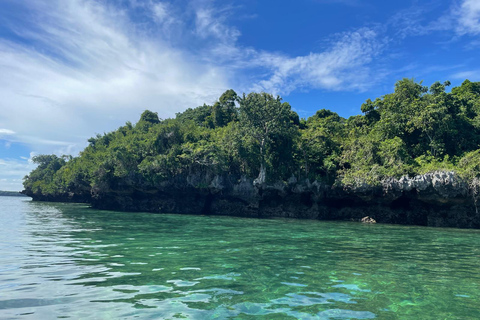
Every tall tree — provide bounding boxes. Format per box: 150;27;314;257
238;92;297;182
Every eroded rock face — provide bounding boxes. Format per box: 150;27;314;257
27;171;480;229
381;171;468;203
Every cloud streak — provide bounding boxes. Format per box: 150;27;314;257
251;28;386;94
0;0;229;155
187;2;386;95
455;0;480;35
0;129;15;136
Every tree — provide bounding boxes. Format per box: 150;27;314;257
238;92;298;182
299;110;344;181
360;98;380;123
139;110;160;124
137;110;160;132
23;155;68;195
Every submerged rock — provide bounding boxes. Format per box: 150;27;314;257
361;216;376;224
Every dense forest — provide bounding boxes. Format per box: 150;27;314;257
23;79;480;201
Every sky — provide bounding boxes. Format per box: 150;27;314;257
0;0;479;191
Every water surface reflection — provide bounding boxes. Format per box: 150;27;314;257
1;197;479;319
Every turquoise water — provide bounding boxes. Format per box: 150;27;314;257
1;197;480;319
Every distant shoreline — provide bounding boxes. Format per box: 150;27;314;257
0;191;28;197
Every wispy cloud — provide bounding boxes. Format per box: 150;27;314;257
451;69;480;80
389;0;480;40
0;0;229;155
250;28;386;94
389;6;431;38
193;4;241;43
0;129;15;136
455;0;480;35
187;2;386;94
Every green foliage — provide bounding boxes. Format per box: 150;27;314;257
23;155;68;195
299;110;344;182
176;104;214;127
23;79;480;197
139;110;160;124
458;150;480;180
137;110;161;132
238;92;298;180
176;90;239;129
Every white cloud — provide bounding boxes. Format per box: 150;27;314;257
0;156;37;191
389;6;432;38
0;129;15;136
188;3;385;94
148;1;180;37
152;2;168;21
456;0;480;35
250;28;386;95
0;0;229;155
193;4;241;43
388;1;480;41
451;69;480;80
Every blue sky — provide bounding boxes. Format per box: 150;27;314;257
0;0;479;190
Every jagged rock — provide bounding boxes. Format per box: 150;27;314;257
311;180;327;195
287;175;298;185
253;165;266;187
27;170;480;229
209;175;224;192
412;174;431;191
361;216;376;223
267;181;287;195
232;176;257;199
380;172;469;203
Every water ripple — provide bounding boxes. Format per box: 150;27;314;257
1;197;480;319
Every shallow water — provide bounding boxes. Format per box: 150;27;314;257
1;196;480;319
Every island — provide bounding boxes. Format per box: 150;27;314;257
22;79;480;228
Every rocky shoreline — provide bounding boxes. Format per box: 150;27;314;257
24;171;480;229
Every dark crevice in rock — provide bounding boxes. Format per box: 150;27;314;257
201;194;213;215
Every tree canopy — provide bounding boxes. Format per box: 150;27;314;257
24;79;480;198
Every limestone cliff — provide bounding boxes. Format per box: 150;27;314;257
77;171;479;229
